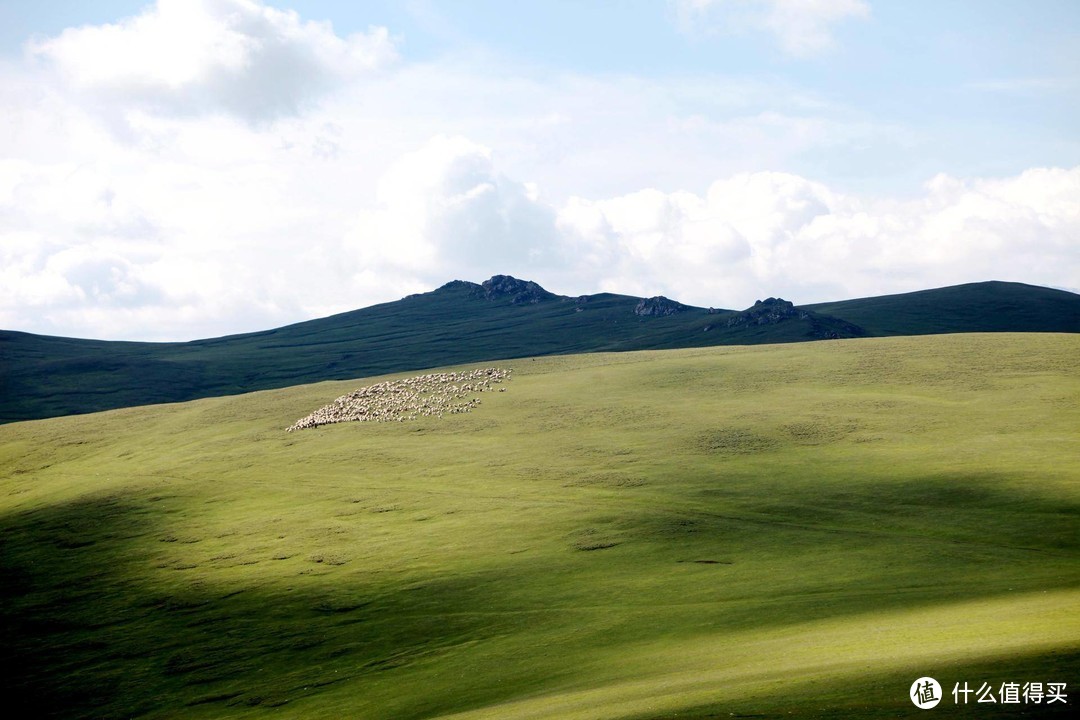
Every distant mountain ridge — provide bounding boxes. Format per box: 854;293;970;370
1;277;1077;423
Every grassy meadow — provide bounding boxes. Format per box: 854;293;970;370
2;333;1078;718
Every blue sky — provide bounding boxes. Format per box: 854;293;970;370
1;1;1078;339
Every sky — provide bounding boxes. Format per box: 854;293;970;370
1;0;1078;341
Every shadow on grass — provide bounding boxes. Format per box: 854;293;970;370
0;493;513;719
602;470;1080;638
1;471;1077;719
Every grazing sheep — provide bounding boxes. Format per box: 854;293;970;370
287;367;512;431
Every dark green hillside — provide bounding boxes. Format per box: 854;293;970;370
807;280;1080;336
2;276;1077;423
0;276;848;423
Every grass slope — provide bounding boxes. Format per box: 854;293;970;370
2;333;1078;719
3;279;1077;424
807;280;1080;336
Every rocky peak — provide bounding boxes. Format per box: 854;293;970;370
434;279;481;293
723;297;866;339
477;275;555;305
727;297;803;327
634;296;690;317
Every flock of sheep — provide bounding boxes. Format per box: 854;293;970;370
287;367;512;431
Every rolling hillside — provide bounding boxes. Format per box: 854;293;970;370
2;334;1078;718
806;280;1080;336
2;276;1077;423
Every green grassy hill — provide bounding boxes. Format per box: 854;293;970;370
2;277;1077;424
806;280;1080;336
2;333;1077;718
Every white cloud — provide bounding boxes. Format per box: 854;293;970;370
0;2;1075;341
346;135;560;285
27;0;397;123
556;166;1080;308
1;111;1077;338
675;0;871;57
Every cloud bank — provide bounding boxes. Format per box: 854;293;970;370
4;125;1075;340
27;0;397;122
1;0;1076;341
